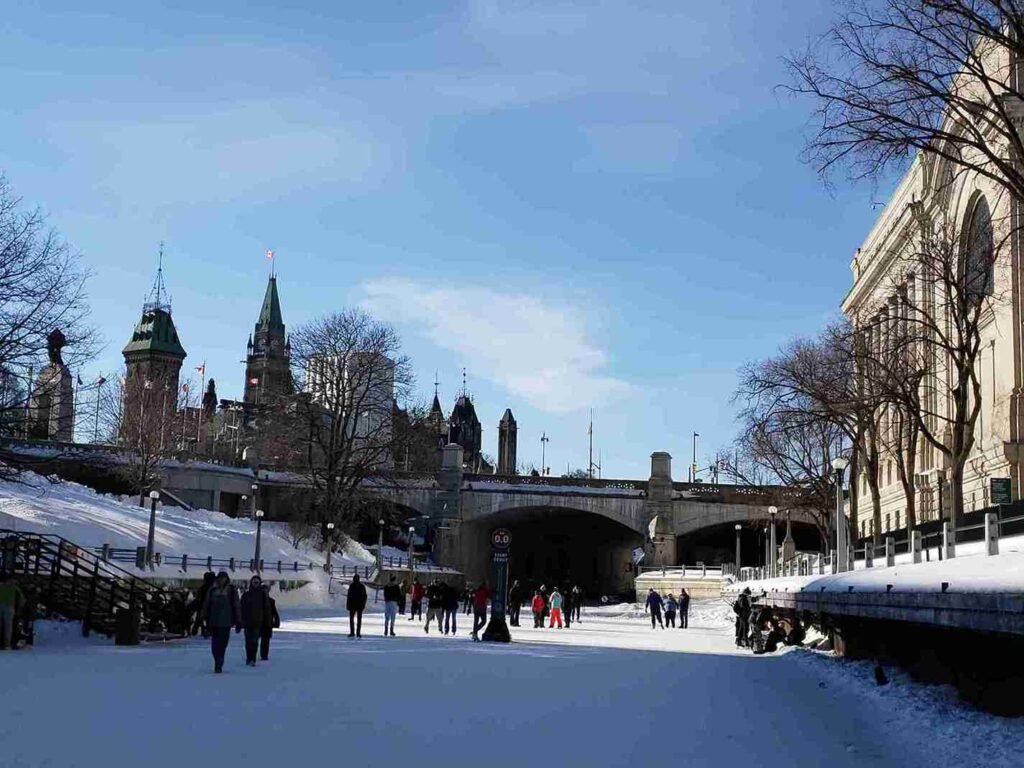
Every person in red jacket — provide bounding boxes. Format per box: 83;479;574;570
471;582;490;641
408;578;425;621
531;591;545;629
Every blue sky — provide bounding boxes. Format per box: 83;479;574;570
1;1;889;479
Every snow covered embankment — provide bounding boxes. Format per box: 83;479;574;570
0;472;377;609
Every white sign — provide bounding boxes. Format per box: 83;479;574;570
631;547;646;565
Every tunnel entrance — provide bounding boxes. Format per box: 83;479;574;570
676;520;822;567
465;507;642;600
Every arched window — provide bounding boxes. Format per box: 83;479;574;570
963;194;994;302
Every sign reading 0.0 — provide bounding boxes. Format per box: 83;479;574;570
491;528;512;550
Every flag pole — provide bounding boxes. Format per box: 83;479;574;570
196;363;206;447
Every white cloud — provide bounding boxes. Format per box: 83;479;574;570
361;278;631;413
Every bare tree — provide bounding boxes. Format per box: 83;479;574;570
866;205;1009;533
0;176;96;451
787;0;1024;199
98;375;185;505
286;309;414;537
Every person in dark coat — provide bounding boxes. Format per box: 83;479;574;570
240;575;270;666
347;574;368;638
645;588;664;629
462;586;473;615
562;586;574;629
397;579;408;616
190;571;215;636
383;576;401;637
572;585;583;622
424;579;444;634
508;580;523;627
259;584;280;661
734;588;751;647
443;581;460;636
203;571;241;673
678;588;691;629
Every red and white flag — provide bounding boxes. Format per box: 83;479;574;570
96;376;107;386
249;377;260;385
182;382;189;393
266;249;274;261
196;363;205;376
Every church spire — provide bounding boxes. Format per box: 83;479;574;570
256;275;285;337
143;242;172;314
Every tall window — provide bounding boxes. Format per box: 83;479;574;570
963;194;994;302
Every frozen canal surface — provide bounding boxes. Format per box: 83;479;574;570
2;600;1020;768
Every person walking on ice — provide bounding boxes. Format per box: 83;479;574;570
471;581;490;640
240;575;269;666
679;587;691;629
259;584;280;661
664;594;677;628
531;591;545;628
645;588;664;629
424;579;444;634
548;587;564;629
203;571;240;673
383;575;401;637
347;573;367;638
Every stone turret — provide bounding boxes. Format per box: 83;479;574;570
647;451;677;567
497;408;517;475
243;276;292;407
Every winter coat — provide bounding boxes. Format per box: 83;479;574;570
426;583;444;609
665;597;678;614
383;583;402;603
347;579;368;611
531;595;545;614
263;596;280;634
411;582;425;602
241;587;268;630
508;584;522;606
204;584;241;629
472;585;489;612
734;594;751;618
680;591;691;609
443;584;460;610
550;591;563;610
645;592;663;613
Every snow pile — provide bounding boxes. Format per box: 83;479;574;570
0;472;377;608
792;650;1024;768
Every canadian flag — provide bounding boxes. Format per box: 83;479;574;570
196;363;205;376
249;377;259;385
266;249;274;261
182;382;189;393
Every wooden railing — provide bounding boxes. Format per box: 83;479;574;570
0;529;191;639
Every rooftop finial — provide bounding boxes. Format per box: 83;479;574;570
434;369;439;398
144;242;171;314
462;367;467;397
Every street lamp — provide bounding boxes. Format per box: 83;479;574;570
325;522;335;573
250;483;259;521
540;432;550;476
831;456;850;573
376;518;385;603
240;494;247;518
734;524;742;575
407;525;416;588
768;506;778;578
254;509;265;570
145;490;160;568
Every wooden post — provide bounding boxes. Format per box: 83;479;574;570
885;536;895;567
911;530;922;564
984;512;999;556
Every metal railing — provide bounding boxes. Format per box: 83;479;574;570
636;563;725;578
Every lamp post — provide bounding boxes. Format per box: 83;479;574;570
768;506;778;578
407;525;416;589
540;432;549;476
831;456;850;573
376;518;385;603
250;483;259;521
325;522;335;574
735;524;742;575
254;509;264;570
240;494;247;518
145;490;159;568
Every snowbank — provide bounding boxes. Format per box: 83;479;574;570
0;472;378;608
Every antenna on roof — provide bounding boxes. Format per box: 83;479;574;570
434;369;440;398
462;367;467;397
144;242;172;314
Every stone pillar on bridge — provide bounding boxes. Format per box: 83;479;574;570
432;443;464;571
647;452;677;568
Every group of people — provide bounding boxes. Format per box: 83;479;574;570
644;587;691;629
192;571;280;673
524;582;583;629
345;575;587;638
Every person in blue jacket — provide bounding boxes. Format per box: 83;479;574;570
644;588;664;629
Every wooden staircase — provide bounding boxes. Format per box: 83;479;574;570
0;529;190;640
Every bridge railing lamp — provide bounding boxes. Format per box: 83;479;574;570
831;456;849;573
145;490;160;568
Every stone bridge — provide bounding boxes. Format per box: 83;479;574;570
1;438;822;594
